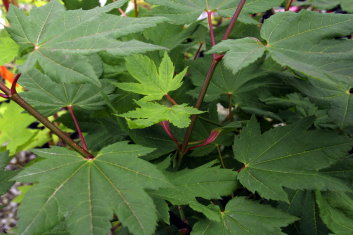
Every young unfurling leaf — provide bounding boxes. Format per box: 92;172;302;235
115;52;187;102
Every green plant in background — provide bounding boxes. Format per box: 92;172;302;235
0;0;353;234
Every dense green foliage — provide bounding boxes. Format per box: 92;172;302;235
0;0;353;234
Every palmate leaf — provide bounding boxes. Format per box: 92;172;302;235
20;69;115;116
146;0;283;25
6;0;166;85
316;191;353;235
261;11;353;86
116;52;187;102
191;197;297;235
217;11;353;128
14;142;171;235
118;101;203;129
150;163;238;221
234;116;352;202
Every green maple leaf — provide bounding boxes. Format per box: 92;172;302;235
216;11;353;128
20;69;115;116
234;116;352;202
262;11;353;86
14;142;171;235
145;0;283;25
118;101;203;129
191;197;297;235
116;52;187;102
316;191;353;235
150;163;238;221
0;30;19;65
6;0;166;85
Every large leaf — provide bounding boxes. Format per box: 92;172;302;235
116;53;187;102
191;197;297;235
234;116;352;202
14;142;171;235
262;11;353;85
151;163;238;221
20;69;115;116
6;0;166;85
218;11;353;127
146;0;283;25
118;101;203;129
316;191;353;235
262;11;353;128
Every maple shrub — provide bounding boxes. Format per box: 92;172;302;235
1;0;353;234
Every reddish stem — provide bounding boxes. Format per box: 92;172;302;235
285;0;294;11
193;42;203;61
67;105;88;152
160;121;181;152
186;129;221;152
2;0;9;12
207;11;216;46
118;8;127;16
165;93;178;105
222;0;247;40
10;73;21;95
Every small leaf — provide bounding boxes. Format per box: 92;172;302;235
6;0;166;85
234;116;352;202
116;53;187;102
118;101;203;129
191;197;297;235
